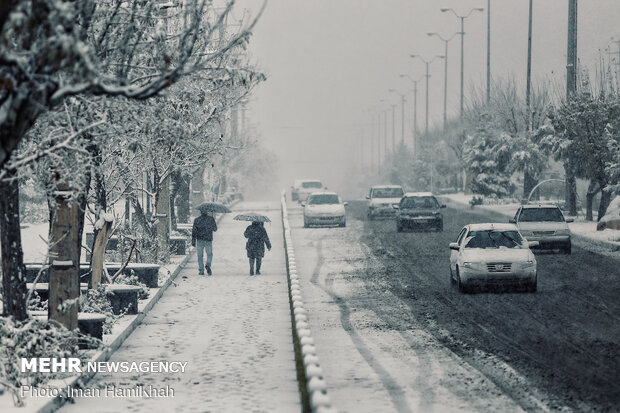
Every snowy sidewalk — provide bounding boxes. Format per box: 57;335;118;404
59;201;300;413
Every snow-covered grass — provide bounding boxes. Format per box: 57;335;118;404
441;193;620;248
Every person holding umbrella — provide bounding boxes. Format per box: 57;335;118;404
193;202;230;275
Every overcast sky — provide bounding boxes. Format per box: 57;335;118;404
235;0;620;196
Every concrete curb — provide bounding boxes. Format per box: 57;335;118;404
441;196;620;253
280;191;337;413
36;202;238;413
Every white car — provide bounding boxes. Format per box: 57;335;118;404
449;223;539;293
366;185;404;219
292;179;326;203
510;204;573;254
302;192;347;227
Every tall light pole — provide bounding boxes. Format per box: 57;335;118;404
400;74;424;156
391;104;396;154
441;7;484;119
410;54;445;136
388;88;407;148
526;0;533;130
427;32;458;130
486;0;491;104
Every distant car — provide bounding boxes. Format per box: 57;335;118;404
394;192;446;232
366;185;404;219
292;179;325;203
510;204;573;254
449;223;539;293
302;192;347;227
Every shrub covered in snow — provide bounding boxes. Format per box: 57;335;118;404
0;317;99;406
79;286;120;334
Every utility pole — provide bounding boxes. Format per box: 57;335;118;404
441;7;484;119
377;111;381;172
428;32;458;130
526;0;533;130
411;55;444;136
487;0;491;104
391;104;396;154
389;88;408;148
566;0;578;216
383;109;388;162
566;0;578;97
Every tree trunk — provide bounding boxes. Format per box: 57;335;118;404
585;180;600;221
523;170;538;201
169;171;179;231
154;174;170;263
564;165;577;216
48;180;81;330
0;171;28;321
597;182;612;221
176;173;190;224
191;166;205;213
90;220;111;290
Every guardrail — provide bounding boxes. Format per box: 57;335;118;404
280;191;337;413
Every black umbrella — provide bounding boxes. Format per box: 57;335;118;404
196;202;231;214
233;212;271;223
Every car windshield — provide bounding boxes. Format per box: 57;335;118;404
401;196;439;209
302;181;323;189
464;230;524;249
372;188;404;198
519;208;564;222
308;194;339;205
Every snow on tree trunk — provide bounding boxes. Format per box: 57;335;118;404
585;180;600;221
597;184;612;222
48;180;81;330
523;170;538;201
565;167;578;216
0;170;28;321
154;174;171;263
191;166;206;213
90;214;113;290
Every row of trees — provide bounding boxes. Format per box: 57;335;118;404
0;1;267;329
365;72;619;223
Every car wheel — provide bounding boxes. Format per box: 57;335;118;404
396;221;403;232
526;280;537;293
564;244;571;255
456;268;470;293
437;221;443;232
303;219;309;228
450;267;456;285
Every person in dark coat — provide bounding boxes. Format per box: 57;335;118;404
244;221;271;275
192;211;218;275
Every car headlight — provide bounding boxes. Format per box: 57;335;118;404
521;260;535;268
555;228;570;236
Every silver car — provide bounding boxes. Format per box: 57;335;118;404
509;204;573;254
449;223;539;293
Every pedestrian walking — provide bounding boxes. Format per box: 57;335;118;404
244;221;271;276
192;210;218;275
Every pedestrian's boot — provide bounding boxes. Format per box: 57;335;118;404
206;264;212;276
249;259;254;276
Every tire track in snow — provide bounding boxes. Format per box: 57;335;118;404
310;239;413;413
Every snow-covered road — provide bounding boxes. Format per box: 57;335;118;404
59;202;299;413
288;202;526;413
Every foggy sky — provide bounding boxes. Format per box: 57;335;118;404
236;0;620;197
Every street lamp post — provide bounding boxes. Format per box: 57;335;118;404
427;32;458;130
391;104;396;154
410;54;445;136
400;74;424;156
441;7;484;119
388;88;407;148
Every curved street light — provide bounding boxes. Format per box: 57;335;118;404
427;32;458;130
440;7;484;118
410;54;445;136
388;88;407;149
399;74;424;155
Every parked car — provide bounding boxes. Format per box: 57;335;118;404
449;223;539;293
302;192;347;227
292;179;325;203
366;185;404;219
509;204;573;254
394;192;446;232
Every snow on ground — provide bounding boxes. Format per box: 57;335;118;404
442;193;620;247
287;203;526;413
57;202;299;413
